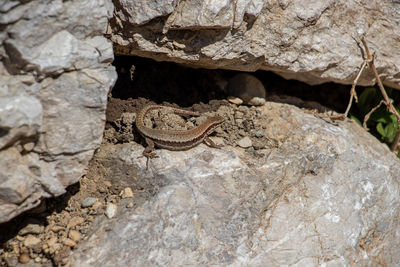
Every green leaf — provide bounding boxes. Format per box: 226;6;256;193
358;87;379;116
369;107;391;123
350;115;362;126
376;122;386;138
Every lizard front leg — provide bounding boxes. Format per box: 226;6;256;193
139;137;158;170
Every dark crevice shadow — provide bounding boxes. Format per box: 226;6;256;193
0;183;80;246
111;55;350;112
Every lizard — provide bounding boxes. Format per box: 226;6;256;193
135;104;225;169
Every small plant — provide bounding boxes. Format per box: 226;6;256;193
351;87;400;145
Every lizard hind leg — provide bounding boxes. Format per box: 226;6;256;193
203;136;224;149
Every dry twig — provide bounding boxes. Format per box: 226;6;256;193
362;100;384;130
360;37;400;151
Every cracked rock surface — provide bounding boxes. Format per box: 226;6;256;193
110;0;400;90
0;0;117;223
70;102;400;266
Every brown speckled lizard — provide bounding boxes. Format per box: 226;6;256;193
135;104;225;169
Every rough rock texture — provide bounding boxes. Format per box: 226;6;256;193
0;0;117;223
110;0;400;89
70;102;400;266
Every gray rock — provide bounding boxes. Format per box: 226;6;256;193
112;0;400;89
237;136;253;148
70;102;400;265
18;219;45;236
81;197;98;208
0;0;117;223
105;203;117;219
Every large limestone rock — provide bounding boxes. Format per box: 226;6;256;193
70;103;400;266
110;0;400;89
0;0;117;223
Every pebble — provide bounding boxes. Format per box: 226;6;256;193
237;136;253;148
23;142;35;152
252;140;266;150
68;230;81;243
63;238;76;248
247;97;266;106
92;201;102;210
227;96;243;105
34;256;41;263
126;202;135;208
67;216;85;229
5;254;18;266
81;197;97;208
104;181;112;187
18;253;30;264
120;187;134;199
23;235;41;248
105;203;117;219
19;223;45;236
51;225;64;233
255;129;265;138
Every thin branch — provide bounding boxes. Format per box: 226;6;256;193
361;37;400;151
363;100;384;130
343;60;368;117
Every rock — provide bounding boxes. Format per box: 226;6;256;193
70;102;400;266
66;216;85;229
227;96;243;105
18;220;45;236
18;253;30;264
111;0;400;90
119;187;134;199
0;0;117;223
23;235;41;253
68;230;81;243
92;201;103;210
237;136;253;148
81;197;97;208
105;203;117;219
64;238;76;248
126;202;135;208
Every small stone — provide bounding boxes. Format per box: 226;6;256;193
63;238;76;247
104;181;112;187
23;142;35;151
227;96;243;105
19;222;45;236
23;235;41;248
67;216;85;229
234;111;244;119
252;140;266;150
34;256;41;263
237;136;253;148
105;203;117;219
16;235;25;241
5;254;18;266
51;225;64;233
81;197;97;208
126;202;135;208
19;253;30;264
68;230;81;243
92;201;102;210
255;129;265;138
120;187;134;199
247;97;266;106
46;237;60;254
